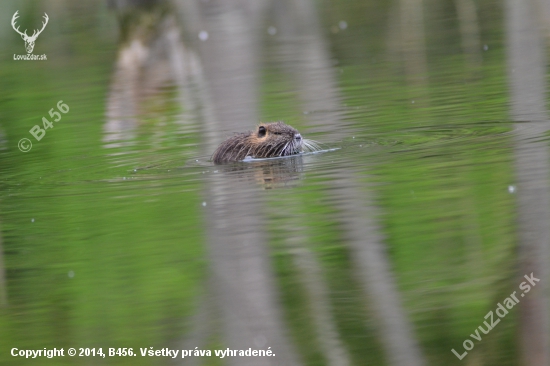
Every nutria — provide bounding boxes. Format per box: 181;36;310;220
212;122;305;164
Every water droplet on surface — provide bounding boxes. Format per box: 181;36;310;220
199;31;209;41
339;21;348;30
68;271;74;278
267;26;277;35
508;185;516;194
202;202;207;207
483;44;488;51
31;218;34;223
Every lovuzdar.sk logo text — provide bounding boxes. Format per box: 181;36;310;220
12;10;48;61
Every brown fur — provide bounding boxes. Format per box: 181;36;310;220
212;122;303;164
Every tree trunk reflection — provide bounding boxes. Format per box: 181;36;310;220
270;0;427;365
176;1;301;364
506;0;550;364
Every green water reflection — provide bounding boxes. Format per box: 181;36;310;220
0;0;544;365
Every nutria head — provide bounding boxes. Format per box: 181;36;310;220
212;122;304;164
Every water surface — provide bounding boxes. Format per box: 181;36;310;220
0;0;547;365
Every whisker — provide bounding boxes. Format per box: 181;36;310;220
279;141;290;156
304;138;322;146
268;144;281;158
234;143;250;160
303;141;316;152
260;144;273;158
216;138;237;162
302;139;327;152
306;140;322;149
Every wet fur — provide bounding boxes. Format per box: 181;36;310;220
212;122;303;164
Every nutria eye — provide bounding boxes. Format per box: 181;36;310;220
258;126;266;137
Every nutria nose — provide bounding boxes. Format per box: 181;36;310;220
295;133;302;140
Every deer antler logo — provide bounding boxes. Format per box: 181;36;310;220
11;11;49;54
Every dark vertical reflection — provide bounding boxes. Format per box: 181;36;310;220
387;0;430;111
175;2;301;365
454;0;481;70
0;222;7;307
398;0;428;87
325;170;427;366
206;178;300;366
258;0;355;354
276;199;352;366
271;0;345;137
269;0;427;365
177;0;268;144
505;0;550;364
179;285;218;366
535;0;550;40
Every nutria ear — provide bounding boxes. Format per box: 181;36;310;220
258;125;266;137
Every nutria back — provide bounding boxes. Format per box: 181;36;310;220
212;122;303;164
